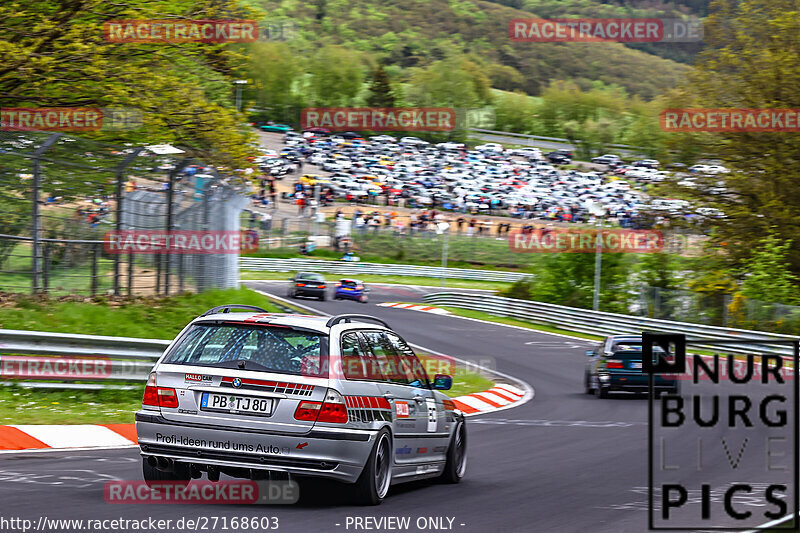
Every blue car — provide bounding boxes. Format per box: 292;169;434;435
334;278;369;303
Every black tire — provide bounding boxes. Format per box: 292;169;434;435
142;458;190;488
352;429;392;505
319;293;326;301
584;372;595;394
439;421;467;484
594;379;609;399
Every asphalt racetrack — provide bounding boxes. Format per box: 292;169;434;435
0;281;791;532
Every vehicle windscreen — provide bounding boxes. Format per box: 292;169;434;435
611;341;665;360
163;324;327;377
341;280;359;288
298;273;325;282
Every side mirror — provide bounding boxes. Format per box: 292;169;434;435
432;374;452;390
586;350;595;357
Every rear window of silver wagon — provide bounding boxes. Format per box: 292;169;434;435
162;324;328;377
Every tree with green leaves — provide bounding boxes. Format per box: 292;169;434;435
739;234;800;305
671;0;800;274
307;45;365;106
365;65;396;107
0;0;258;168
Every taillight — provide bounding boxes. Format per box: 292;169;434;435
356;285;364;291
158;387;179;408
296;283;305;287
335;282;341;288
318;389;348;423
142;373;179;408
294;401;321;421
317;285;325;289
142;373;159;406
293;389;348;424
606;359;624;369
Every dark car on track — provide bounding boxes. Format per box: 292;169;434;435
334;279;369;303
584;335;680;398
545;150;572;165
288;272;328;300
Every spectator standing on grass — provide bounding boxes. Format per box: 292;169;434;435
355;214;366;234
261;212;272;231
368;215;380;233
296;191;306;216
467;218;476;237
426;220;437;237
394;217;405;236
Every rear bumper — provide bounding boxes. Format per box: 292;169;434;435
336;291;363;299
135;412;376;483
294;288;326;297
599;373;678;392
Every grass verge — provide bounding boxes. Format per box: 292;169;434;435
0;287;282;339
0;288;283;424
241;270;511;291
0;387;143;425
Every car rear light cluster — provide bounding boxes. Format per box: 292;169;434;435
294;388;348;423
606;359;624;369
317;285;325;289
296;283;305;287
356;285;363;290
142;373;179;408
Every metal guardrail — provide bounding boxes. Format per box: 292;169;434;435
0;329;170;389
469;128;642;151
240;257;529;283
423;292;800;358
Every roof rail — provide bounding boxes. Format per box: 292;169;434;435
325;314;390;329
199;305;269;317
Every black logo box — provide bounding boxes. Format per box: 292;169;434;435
644;333;799;530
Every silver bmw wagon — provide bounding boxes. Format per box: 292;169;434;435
136;305;466;504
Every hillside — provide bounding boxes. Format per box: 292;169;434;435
249;0;697;99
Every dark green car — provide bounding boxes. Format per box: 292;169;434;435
584;335;680;398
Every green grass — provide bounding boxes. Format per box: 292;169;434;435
0;242;116;295
241;270;513;291
246;232;543;271
0;287;282;339
0;288;284;424
0;387;143;425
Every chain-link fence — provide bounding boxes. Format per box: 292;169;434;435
0;131;252;296
635;286;800;333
